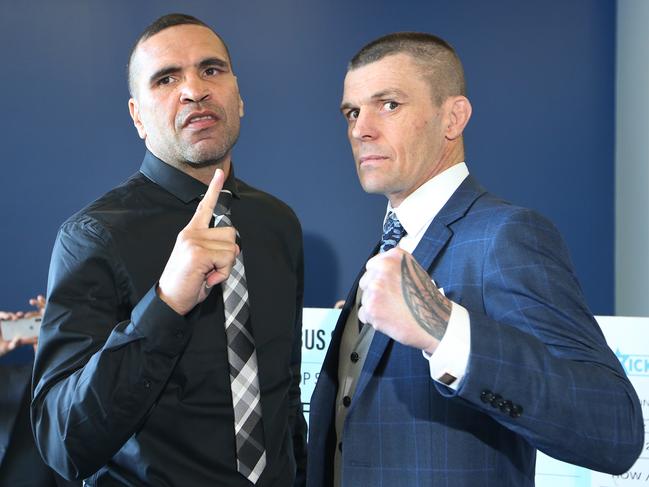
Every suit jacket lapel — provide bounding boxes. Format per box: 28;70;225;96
410;176;486;270
352;176;486;403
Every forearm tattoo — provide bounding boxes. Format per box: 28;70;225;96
401;255;451;340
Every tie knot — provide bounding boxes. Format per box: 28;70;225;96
212;190;234;228
380;211;406;253
215;190;233;216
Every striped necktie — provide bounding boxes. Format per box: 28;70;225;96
214;191;266;484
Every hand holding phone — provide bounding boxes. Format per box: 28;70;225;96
1;316;42;341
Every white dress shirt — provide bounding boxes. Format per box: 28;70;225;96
387;162;471;389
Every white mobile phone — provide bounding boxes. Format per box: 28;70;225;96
0;316;42;341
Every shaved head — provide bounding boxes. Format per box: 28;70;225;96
127;13;231;97
349;32;465;106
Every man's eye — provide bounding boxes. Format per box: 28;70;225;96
383;101;399;111
157;76;172;86
345;109;359;121
205;67;220;76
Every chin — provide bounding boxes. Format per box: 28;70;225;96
184;159;220;169
359;179;389;196
184;145;231;168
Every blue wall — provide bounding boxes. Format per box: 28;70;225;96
0;0;615;338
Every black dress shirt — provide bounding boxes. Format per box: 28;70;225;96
32;152;307;486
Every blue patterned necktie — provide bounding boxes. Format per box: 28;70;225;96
358;211;407;331
213;191;266;485
380;211;406;253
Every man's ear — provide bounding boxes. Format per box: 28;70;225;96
128;98;147;140
445;96;472;140
234;76;244;118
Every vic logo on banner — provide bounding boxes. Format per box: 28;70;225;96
615;349;649;376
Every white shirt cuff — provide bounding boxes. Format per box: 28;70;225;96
422;302;470;390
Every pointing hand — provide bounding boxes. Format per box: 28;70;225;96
158;169;239;315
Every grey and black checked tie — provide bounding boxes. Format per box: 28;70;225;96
380;211;406;253
213;191;266;485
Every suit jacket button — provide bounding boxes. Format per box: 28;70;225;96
350;352;359;363
343;396;351;407
500;400;513;415
510;404;523;418
490;394;503;408
480;390;494;403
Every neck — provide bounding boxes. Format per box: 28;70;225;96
388;138;465;208
179;158;231;186
154;150;232;185
438;137;465;171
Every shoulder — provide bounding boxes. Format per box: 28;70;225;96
461;189;559;237
59;172;161;240
446;184;569;269
462;191;572;273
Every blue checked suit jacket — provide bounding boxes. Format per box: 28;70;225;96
307;176;644;487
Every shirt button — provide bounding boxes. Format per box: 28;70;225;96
342;396;351;407
350;352;359;363
143;379;151;390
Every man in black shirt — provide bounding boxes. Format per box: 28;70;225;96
32;13;307;486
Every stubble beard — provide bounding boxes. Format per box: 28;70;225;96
174;101;240;168
179;128;240;169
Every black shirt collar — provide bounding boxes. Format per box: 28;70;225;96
139;150;239;204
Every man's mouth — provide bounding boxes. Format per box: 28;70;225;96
183;111;220;128
359;155;388;164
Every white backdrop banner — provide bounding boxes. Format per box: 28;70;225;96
300;310;648;486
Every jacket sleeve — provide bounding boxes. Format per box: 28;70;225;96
289;230;307;487
446;208;644;474
31;217;192;480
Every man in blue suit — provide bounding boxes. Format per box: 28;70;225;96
307;32;644;486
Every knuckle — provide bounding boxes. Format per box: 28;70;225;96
367;280;381;295
185;241;202;255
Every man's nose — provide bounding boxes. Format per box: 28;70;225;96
180;74;210;104
350;110;378;140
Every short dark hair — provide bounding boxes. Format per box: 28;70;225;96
127;13;232;96
349;32;466;106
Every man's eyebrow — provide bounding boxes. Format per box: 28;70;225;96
197;57;230;70
148;57;231;86
371;88;408;100
340;101;356;112
340;88;409;111
149;66;180;85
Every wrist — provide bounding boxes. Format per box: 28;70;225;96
156;283;188;316
423;335;439;355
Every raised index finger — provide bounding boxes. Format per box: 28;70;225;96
188;168;225;229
